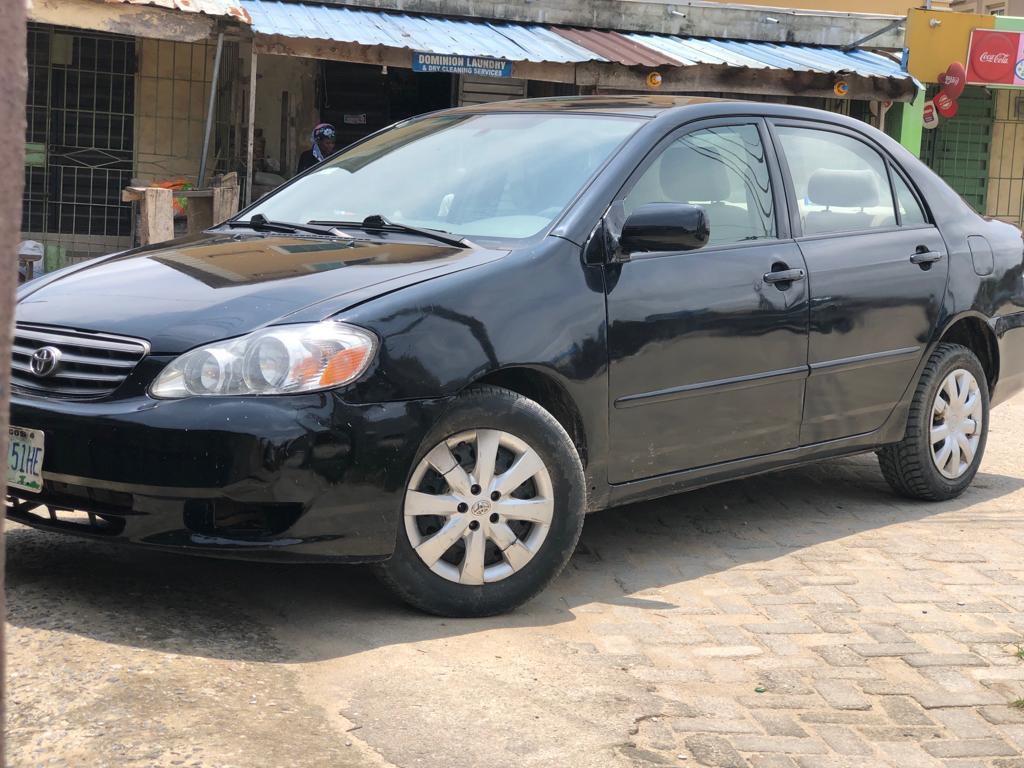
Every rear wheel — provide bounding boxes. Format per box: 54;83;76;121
878;343;989;501
378;385;585;617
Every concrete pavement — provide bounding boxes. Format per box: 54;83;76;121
8;397;1024;767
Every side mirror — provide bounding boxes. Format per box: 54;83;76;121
619;203;710;256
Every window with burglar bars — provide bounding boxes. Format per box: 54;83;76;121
24;23;136;263
987;90;1024;227
920;85;993;216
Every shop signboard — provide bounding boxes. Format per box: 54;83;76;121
411;52;512;78
966;29;1024;86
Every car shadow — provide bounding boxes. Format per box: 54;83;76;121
7;454;1022;664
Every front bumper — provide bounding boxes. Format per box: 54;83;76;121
5;391;452;561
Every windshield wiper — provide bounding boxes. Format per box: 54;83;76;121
227;214;338;237
309;215;469;248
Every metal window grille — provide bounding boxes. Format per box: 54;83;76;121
920;85;993;216
23;24;136;265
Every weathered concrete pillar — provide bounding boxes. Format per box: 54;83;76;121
0;0;28;762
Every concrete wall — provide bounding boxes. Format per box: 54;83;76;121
135;37;215;183
135;41;319;186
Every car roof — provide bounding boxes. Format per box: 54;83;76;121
442;95;736;118
438;96;872;130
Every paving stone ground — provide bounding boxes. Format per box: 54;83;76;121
7;395;1024;767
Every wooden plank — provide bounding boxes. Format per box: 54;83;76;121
575;62;917;103
187;196;214;235
140;187;174;246
245;48;258;207
122;187;148;203
212;185;239;224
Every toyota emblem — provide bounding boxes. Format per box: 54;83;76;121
29;346;62;378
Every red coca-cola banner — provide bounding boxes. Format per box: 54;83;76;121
966;28;1024;85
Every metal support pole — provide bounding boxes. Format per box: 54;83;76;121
841;17;905;51
197;31;224;188
245;46;258;207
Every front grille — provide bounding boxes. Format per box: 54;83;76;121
11;323;149;399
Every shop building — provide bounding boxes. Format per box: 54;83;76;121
21;0;920;267
906;6;1024;227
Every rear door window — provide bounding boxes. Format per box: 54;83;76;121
775;126;896;236
892;170;928;226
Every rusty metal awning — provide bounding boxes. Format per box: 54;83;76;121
242;0;606;64
625;32;917;85
102;0;252;23
238;1;918;98
551;28;677;68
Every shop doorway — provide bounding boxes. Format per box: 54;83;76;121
319;62;453;147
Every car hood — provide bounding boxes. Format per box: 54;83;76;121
17;233;506;354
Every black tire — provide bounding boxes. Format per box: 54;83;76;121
877;343;990;501
377;385;586;617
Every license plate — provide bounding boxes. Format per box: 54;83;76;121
8;426;44;494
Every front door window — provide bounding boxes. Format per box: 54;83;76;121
624;124;776;247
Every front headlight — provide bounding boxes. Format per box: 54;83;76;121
150;320;377;398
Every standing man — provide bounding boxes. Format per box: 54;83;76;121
297;123;337;174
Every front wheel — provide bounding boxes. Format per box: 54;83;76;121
377;385;586;617
878;343;990;501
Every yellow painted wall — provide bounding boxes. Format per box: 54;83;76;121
136;41;319;186
905;7;995;83
700;0;942;12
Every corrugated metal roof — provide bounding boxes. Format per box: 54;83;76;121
104;0;252;23
552;28;677;68
241;0;607;64
237;1;915;87
625;32;914;83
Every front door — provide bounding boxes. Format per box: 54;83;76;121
771;122;949;445
606;121;810;483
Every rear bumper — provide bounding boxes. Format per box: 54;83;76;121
5;392;452;562
993;311;1024;408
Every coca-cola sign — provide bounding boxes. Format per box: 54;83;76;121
967;29;1023;85
979;52;1010;64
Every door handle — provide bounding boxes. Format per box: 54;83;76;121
763;268;805;285
910;250;943;266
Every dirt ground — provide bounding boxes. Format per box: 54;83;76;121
7;397;1024;768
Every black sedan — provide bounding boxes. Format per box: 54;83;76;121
8;96;1024;616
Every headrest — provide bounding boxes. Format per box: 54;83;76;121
659;145;731;203
807;169;879;208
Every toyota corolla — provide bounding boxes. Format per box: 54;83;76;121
8;97;1024;616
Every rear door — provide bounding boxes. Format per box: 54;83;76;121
606;119;810;482
770;121;949;445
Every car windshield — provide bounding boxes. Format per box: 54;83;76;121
246;112;642;242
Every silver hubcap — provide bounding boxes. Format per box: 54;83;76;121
404;429;554;585
931;368;983;480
